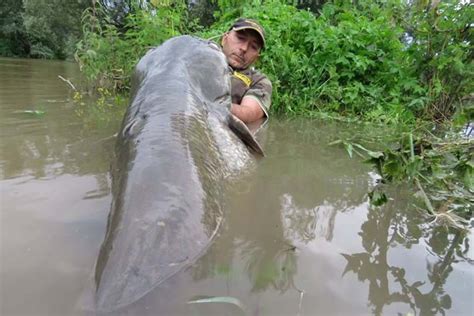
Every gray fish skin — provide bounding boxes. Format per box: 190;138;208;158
93;35;261;312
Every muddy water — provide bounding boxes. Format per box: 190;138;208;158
0;57;120;315
1;58;472;316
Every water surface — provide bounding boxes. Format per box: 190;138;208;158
0;57;472;316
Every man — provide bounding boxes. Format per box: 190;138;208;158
220;18;272;123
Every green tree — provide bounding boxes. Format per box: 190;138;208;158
75;0;194;90
405;0;473;120
23;0;91;59
0;0;29;56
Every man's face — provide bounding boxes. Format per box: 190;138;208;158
221;29;262;70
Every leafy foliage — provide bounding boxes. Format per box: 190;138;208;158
0;0;29;56
75;0;471;123
405;0;474;121
75;0;196;90
197;1;423;121
0;0;90;59
2;0;472;122
334;128;473;221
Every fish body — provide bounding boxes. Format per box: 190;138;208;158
94;35;261;312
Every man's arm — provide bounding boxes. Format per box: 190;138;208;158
231;97;265;123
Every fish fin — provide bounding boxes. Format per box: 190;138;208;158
228;114;265;157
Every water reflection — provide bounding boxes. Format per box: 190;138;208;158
191;172;298;292
186;119;472;316
188;119;373;314
342;190;472;316
281;194;337;243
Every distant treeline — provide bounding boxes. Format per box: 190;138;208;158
0;0;363;59
0;0;90;59
0;0;259;59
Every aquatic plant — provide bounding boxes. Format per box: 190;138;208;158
332;127;473;224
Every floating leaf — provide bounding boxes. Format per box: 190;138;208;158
19;110;46;116
187;296;245;311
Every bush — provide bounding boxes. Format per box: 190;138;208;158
75;0;473;124
405;0;474;121
200;1;422;122
75;1;196;90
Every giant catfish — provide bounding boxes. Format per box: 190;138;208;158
93;35;264;312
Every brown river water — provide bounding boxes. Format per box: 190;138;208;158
0;57;473;316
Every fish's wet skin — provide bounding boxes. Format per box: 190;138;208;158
93;35;263;312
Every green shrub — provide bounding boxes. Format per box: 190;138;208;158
200;1;422;122
75;0;472;123
405;1;474;121
75;1;196;91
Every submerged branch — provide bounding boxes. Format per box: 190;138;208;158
58;75;77;91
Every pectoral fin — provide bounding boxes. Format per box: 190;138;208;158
228;114;265;157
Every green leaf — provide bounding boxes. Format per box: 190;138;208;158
368;188;388;206
20;110;46;116
463;167;473;191
344;142;354;158
353;143;384;159
86;49;97;58
187;296;245;310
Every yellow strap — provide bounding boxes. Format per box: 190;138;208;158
232;71;252;87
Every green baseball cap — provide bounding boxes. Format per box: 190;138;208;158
229;18;266;48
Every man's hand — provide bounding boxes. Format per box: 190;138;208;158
230;96;265;123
